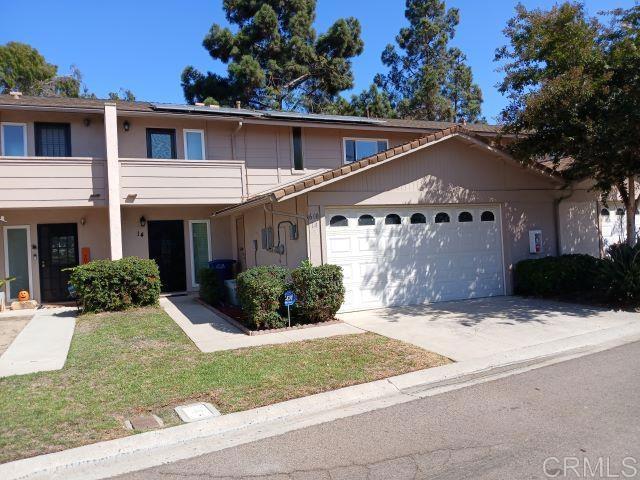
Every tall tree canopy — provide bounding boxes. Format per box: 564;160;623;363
182;0;364;111
0;42;117;99
374;0;483;122
496;2;640;244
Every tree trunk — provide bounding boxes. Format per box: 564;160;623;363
626;175;637;246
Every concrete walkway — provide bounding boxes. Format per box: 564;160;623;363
339;296;640;361
0;307;77;377
161;296;363;352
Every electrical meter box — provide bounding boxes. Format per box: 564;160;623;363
529;230;542;254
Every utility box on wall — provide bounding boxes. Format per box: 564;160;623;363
529;230;542;254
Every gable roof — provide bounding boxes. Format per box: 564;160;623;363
214;125;561;216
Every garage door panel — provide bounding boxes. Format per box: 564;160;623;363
326;205;504;311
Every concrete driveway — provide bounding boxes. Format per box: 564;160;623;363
338;296;639;361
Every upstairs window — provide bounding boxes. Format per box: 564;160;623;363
147;128;176;159
344;138;388;163
35;122;71;157
292;127;304;170
1;123;27;156
184;129;205;160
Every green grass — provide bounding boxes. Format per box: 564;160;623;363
0;307;450;463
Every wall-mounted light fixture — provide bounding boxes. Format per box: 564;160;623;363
123;120;130;132
80;217;86;226
139;216;146;227
83;118;91;127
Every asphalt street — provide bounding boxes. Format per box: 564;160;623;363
117;341;640;479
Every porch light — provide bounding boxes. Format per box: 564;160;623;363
139;216;146;227
123;120;130;132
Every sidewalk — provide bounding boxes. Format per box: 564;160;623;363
161;296;363;352
3;319;640;480
0;307;76;378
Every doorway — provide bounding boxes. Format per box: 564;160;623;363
148;220;186;293
37;223;79;302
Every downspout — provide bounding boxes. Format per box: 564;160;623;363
554;185;574;256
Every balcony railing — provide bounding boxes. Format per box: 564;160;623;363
0;156;106;208
119;158;246;205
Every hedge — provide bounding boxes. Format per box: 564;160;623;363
291;260;345;323
68;257;161;313
236;265;288;329
599;243;640;306
514;254;602;297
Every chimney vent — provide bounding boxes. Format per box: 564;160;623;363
195;102;205;106
9;91;22;99
235;101;241;109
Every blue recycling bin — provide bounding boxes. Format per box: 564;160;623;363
208;259;236;283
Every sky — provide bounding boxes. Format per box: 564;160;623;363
1;0;635;123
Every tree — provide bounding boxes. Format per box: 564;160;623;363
0;42;56;95
374;0;483;122
496;2;640;245
108;88;136;102
181;0;364;111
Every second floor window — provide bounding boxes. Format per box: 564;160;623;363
344;138;388;163
292;127;304;170
1;123;27;156
147;128;176;159
35;122;71;157
184;129;205;160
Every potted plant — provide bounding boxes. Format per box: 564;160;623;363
0;276;16;312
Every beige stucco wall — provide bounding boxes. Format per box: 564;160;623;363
232;196;309;271
121;205;231;292
0;207;110;302
300;137;572;294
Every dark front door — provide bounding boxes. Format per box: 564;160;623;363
38;223;79;302
148;220;186;293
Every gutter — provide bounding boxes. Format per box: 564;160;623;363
554;185;575;256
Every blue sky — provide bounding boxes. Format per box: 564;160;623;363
1;0;634;122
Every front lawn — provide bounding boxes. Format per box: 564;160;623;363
0;307;449;463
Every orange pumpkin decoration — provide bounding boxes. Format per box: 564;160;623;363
18;290;29;302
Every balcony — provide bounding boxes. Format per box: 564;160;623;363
119;158;246;205
0;156;106;208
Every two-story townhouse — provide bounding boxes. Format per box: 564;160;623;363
0;94;601;311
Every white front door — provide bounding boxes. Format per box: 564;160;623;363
325;206;505;312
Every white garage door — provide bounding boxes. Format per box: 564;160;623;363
325;206;505;312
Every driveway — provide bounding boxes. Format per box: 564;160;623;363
339;296;639;361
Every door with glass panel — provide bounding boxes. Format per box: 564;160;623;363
37;223;79;302
189;220;212;287
4;226;32;300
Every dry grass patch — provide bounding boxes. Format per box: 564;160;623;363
0;307;450;464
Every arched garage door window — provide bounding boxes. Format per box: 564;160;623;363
329;215;348;227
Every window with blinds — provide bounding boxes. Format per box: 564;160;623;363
35;123;71;157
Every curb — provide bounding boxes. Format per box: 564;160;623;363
2;321;640;480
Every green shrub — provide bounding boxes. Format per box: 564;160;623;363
236;265;288;329
291;260;345;323
600;243;640;306
198;268;224;306
514;254;602;297
68;257;161;313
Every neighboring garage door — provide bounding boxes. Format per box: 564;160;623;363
325;206;505;312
